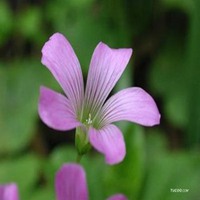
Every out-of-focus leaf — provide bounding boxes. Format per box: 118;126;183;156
186;0;200;146
68;0;93;9
142;133;200;200
0;60;60;154
0;65;36;154
161;0;195;15
152;0;200;147
150;34;186;95
165;93;188;128
30;187;54;200
149;36;188;127
125;0;155;36
16;7;45;44
143;153;200;199
104;124;145;199
0;154;41;200
83;155;105;200
0;1;13;45
44;145;77;185
145;129;168;160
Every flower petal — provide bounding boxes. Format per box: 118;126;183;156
0;183;19;200
99;87;160;127
55;163;88;200
41;33;84;114
38;86;80;131
107;194;127;200
89;124;126;165
84;42;132;118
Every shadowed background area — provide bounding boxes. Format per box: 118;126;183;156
0;0;200;199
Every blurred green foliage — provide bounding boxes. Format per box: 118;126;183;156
0;0;200;199
0;1;13;45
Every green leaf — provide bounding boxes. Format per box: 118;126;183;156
0;1;13;45
149;36;188;127
104;124;145;199
83;155;106;200
161;0;195;15
143;152;200;200
16;7;45;43
0;154;41;199
185;0;200;146
142;133;200;200
30;187;55;200
44;145;77;186
0;60;60;154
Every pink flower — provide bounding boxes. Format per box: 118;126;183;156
56;163;127;200
0;164;126;200
39;33;160;164
0;183;19;200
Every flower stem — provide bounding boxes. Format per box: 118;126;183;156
76;154;82;163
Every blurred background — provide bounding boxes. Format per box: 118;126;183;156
0;0;200;199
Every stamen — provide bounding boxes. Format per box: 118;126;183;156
86;113;93;125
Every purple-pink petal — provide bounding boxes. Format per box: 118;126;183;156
99;87;160;127
41;33;84;113
84;42;132;116
0;183;19;200
107;194;127;200
38;86;80;131
89;124;126;165
55;163;88;200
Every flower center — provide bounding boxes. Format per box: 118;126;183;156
85;113;93;125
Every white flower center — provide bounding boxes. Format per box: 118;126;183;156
86;113;93;125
